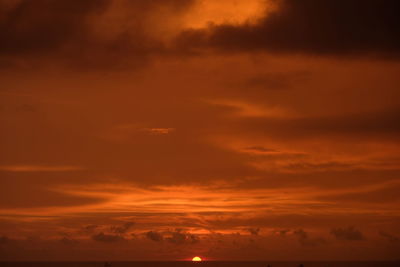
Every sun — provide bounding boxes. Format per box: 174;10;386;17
192;256;202;262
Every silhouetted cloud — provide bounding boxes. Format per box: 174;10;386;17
82;225;99;233
110;222;135;234
294;229;326;246
142;229;200;245
247;228;260;236
146;231;163;242
167;230;187;245
92;232;124;243
165;229;200;245
330;226;365;241
177;0;400;58
277;229;290;236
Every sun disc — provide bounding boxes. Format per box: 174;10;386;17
192;256;202;262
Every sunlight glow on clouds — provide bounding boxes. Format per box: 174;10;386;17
182;0;270;29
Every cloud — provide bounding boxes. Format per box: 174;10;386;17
146;231;163;242
2;0;400;71
188;234;200;244
246;228;260;236
0;0;108;54
141;128;175;135
379;231;399;243
274;229;290;236
0;183;105;209
0;165;83;172
176;0;400;58
330;226;365;241
110;222;135;234
0;0;196;69
144;229;199;245
294;229;326;246
241;109;400;141
250;156;400;174
207;99;293;118
167;230;187;245
82;225;99;233
244;146;277;154
91;232;125;243
320;183;400;203
166;229;200;245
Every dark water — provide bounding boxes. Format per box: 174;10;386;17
1;262;399;267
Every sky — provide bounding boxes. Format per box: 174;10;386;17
0;0;400;261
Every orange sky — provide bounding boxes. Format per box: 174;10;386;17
1;0;400;261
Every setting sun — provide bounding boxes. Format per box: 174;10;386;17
192;256;202;262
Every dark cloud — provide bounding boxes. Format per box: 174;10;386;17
165;229;199;245
167;230;187;245
110;222;135;234
247;228;260;236
177;0;400;58
379;231;399;243
91;232;125;243
244;146;276;153
82;224;99;233
294;229;326;246
330;226;365;241
146;231;163;242
189;234;200;244
0;0;108;55
243;109;400;141
276;229;290;236
0;0;195;69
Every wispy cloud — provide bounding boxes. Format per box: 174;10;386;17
141;127;175;135
3;181;399;227
330;226;365;241
206;99;294;118
0;165;83;172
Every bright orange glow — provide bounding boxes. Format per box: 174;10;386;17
182;0;270;29
192;256;202;262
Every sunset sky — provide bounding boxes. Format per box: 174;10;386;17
1;0;400;261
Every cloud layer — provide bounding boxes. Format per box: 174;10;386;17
177;0;400;57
